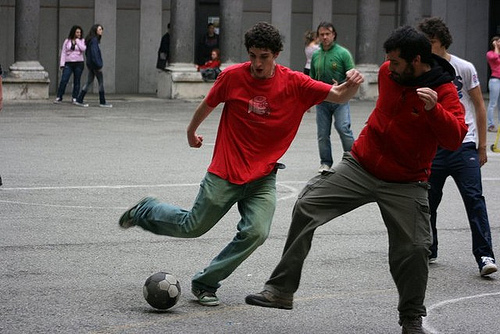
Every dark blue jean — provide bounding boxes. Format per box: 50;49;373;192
56;62;84;100
428;143;495;267
77;68;106;104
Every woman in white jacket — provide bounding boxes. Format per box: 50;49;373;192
54;25;86;104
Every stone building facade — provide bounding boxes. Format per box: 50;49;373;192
0;0;494;98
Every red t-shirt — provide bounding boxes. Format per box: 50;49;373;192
205;62;331;184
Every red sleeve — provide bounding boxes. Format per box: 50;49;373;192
425;82;468;150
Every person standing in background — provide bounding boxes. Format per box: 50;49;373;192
0;63;3;186
54;25;86;104
486;36;500;132
156;23;170;70
198;23;219;66
310;22;356;173
0;63;3;112
303;30;319;75
418;17;497;277
74;24;112;108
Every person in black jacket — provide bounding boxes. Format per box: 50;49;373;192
197;23;219;65
74;24;112;108
156;23;170;70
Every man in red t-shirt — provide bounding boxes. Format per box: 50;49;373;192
119;22;363;307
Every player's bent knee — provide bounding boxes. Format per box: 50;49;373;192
244;227;270;247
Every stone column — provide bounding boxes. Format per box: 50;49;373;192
139;0;162;93
169;0;195;66
5;0;49;100
356;0;380;100
312;0;332;29
220;0;243;65
157;0;198;98
400;0;423;26
271;0;292;67
356;0;379;64
95;0;117;94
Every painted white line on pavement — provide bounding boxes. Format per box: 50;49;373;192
0;182;302;209
423;291;500;334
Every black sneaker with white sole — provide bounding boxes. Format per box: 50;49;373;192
480;256;497;276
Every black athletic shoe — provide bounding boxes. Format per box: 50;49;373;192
401;316;428;334
245;290;293;310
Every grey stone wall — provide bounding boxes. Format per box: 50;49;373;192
0;0;490;95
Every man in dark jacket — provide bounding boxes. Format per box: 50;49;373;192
156;23;170;70
246;25;467;334
198;23;219;65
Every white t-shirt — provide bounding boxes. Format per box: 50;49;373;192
304;44;320;70
449;55;480;145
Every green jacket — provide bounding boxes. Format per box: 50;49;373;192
310;42;354;85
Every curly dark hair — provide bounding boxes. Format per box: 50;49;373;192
244;22;283;54
417;17;453;49
383;25;433;65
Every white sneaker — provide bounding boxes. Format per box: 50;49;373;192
53;97;62;104
72;98;77;103
318;164;331;173
99;104;113;108
74;101;89;107
480;256;497;276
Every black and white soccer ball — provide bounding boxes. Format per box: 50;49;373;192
143;272;181;309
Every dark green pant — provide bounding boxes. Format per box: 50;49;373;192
264;153;431;321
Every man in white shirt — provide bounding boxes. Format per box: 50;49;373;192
418;17;497;277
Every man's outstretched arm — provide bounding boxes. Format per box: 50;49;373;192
325;69;364;104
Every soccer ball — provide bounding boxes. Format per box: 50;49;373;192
143;272;181;310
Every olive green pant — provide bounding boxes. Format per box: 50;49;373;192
264;153;431;321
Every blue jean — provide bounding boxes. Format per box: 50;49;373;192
487;78;500;127
428;143;495;268
131;171;277;292
56;62;84;100
264;153;431;322
77;68;106;104
316;101;354;166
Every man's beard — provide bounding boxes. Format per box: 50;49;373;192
390;64;415;84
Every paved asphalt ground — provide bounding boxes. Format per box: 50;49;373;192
1;95;499;334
